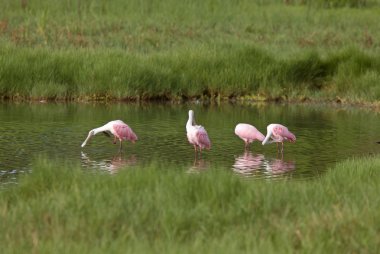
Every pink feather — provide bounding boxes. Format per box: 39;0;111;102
196;129;211;149
113;123;138;143
272;124;296;142
235;123;265;144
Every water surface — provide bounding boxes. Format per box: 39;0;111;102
1;102;379;186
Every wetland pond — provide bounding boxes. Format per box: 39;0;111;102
1;102;379;187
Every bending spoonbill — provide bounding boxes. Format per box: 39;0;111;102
235;123;265;149
262;124;296;153
81;120;138;150
186;110;211;154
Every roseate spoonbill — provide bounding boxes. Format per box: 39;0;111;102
81;120;137;150
234;123;265;149
186;110;211;154
262;124;296;153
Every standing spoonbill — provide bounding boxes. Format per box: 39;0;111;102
81;120;138;150
186;110;211;154
262;124;296;153
235;123;265;149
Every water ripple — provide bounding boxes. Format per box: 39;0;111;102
1;102;380;186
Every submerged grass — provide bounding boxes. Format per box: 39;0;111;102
1;156;380;253
1;0;380;103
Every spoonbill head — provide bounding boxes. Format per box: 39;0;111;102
262;123;296;153
186;110;211;154
81;120;137;150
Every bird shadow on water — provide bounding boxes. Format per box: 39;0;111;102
232;150;295;179
81;151;138;174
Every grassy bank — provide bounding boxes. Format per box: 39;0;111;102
1;0;380;103
1;156;380;253
1;45;380;103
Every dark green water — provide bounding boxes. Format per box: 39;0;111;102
1;102;379;187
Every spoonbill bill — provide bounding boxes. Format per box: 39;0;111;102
186;110;211;154
81;120;138;150
262;124;296;153
235;123;265;149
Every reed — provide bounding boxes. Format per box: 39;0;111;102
0;156;379;253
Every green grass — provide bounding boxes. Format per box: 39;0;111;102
1;0;379;52
1;0;380;103
1;45;379;103
1;156;380;253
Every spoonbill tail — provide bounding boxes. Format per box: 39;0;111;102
262;124;296;153
186;110;211;154
81;120;137;150
235;123;265;149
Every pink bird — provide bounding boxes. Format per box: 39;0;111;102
186;110;211;154
81;120;138;150
262;124;296;153
235;123;265;149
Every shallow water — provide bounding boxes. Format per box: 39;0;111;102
1;102;379;186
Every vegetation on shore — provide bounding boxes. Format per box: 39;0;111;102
1;0;380;104
1;45;380;103
1;156;380;253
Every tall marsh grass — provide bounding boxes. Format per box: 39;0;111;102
1;156;380;253
1;45;380;102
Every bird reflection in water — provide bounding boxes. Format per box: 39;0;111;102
81;152;137;174
232;151;266;176
187;156;211;173
264;158;295;178
233;151;295;178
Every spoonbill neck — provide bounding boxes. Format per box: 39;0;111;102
262;129;273;145
187;111;195;128
92;125;110;135
81;124;111;148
